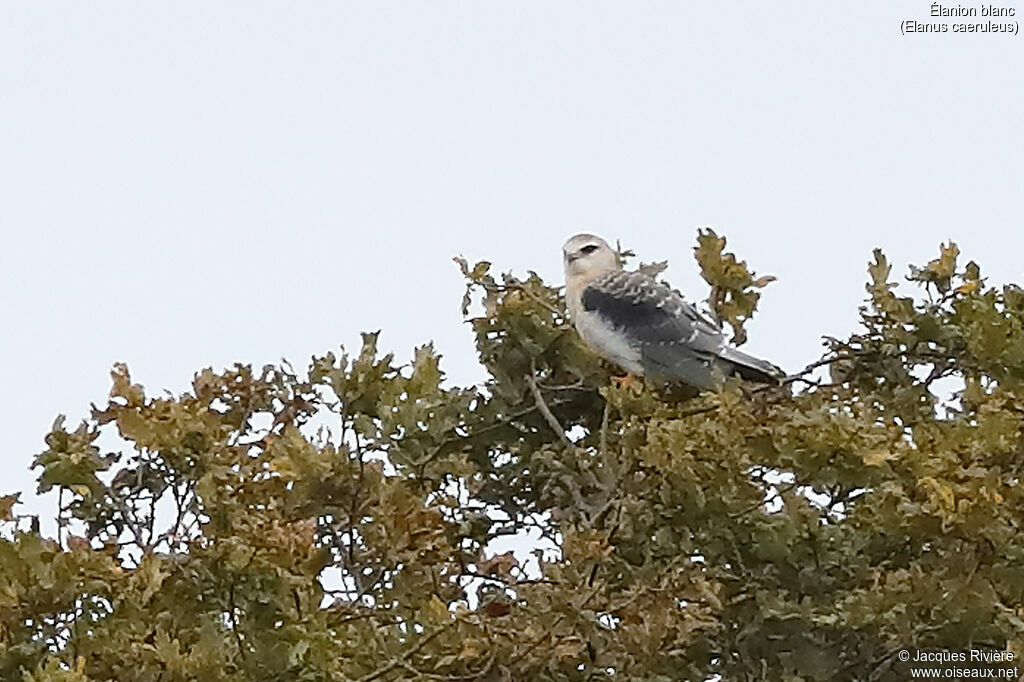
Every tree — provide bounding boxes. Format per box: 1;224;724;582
2;233;1023;681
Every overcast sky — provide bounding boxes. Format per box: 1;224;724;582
2;3;1022;523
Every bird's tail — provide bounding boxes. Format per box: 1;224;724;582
718;346;785;384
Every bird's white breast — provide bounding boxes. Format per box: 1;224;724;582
575;310;645;376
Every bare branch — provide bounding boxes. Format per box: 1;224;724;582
355;621;456;682
527;362;572;447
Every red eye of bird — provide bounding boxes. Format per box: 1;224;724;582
580;244;599;255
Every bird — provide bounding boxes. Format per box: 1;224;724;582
562;233;785;391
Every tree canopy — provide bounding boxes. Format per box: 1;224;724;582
3;233;1024;681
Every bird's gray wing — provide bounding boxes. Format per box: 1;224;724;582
580;271;727;388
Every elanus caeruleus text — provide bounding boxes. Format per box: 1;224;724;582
563;233;784;390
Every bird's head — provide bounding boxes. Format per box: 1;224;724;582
562;233;620;279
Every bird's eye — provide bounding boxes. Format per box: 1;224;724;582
580;244;599;255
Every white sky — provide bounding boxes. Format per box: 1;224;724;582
2;3;1022;523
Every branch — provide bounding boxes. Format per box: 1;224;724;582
599;400;610;456
512;584;602;669
228;580;249;665
783;355;845;384
355;621;456;682
107;485;151;553
401;652;495;681
677;404;720;419
506;283;564;317
527;362;572;447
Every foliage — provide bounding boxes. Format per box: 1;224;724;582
2;235;1023;681
693;228;776;345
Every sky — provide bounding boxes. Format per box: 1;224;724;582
2;2;1022;526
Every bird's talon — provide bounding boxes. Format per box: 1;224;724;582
612;373;639;390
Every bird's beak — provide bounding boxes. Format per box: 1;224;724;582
566;254;579;263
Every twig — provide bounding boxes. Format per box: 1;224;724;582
228;581;249;665
57;487;66;549
728;480;800;519
107;486;151;552
506;283;564;317
783;355;845;384
607;554;685;614
512;584;602;671
527;362;572;447
399;651;496;681
599;400;610;456
355;621;456;682
413;399;575;469
677;404;720;419
538;379;587;392
457;571;560;589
